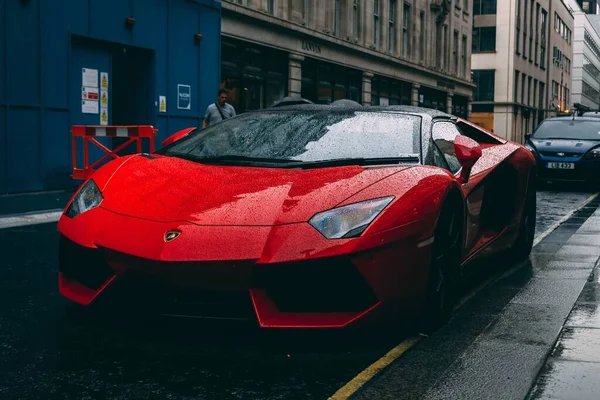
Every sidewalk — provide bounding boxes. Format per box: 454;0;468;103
0;189;74;217
527;213;600;399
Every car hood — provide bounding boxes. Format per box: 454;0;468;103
530;138;600;153
98;155;409;225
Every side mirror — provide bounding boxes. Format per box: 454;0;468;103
454;135;482;184
161;127;197;147
524;133;531;142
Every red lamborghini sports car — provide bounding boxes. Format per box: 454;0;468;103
57;102;536;330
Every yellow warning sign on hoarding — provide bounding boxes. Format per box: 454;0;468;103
100;107;108;125
101;72;109;90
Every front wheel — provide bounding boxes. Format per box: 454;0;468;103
421;203;462;333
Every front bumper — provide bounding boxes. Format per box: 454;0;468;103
58;234;383;327
57;208;433;328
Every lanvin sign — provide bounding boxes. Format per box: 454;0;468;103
301;40;322;54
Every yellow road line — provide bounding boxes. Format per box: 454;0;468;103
328;335;423;400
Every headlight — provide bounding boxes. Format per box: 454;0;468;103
585;148;600;160
65;179;103;218
308;196;395;239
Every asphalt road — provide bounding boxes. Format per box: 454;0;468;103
0;187;597;400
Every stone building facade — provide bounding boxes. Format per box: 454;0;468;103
567;0;600;110
471;0;574;142
220;0;475;118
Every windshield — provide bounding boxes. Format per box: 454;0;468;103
532;120;600;140
157;110;422;164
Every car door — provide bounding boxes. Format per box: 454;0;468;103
430;121;485;258
453;120;517;259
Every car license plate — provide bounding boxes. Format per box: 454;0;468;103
547;162;575;169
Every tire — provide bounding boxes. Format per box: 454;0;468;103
421;199;462;333
511;174;536;261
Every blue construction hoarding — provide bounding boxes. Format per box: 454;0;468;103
0;0;222;194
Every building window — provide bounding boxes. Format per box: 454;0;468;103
371;76;412;106
514;70;520;103
267;0;275;15
389;0;397;53
462;35;467;78
472;70;495;102
301;60;362;104
535;3;540;65
436;23;443;69
464;0;469;11
420;11;425;62
303;0;309;23
585;31;600;61
522;74;526;104
583;81;600;102
444;25;448;70
353;0;359;40
541;9;547;68
453;30;459;75
472;27;496;52
583;55;600;83
220;38;288;113
539;81;545;110
402;3;411;57
529;0;533;60
553;46;564;67
523;0;527;57
516;0;521;55
528;76;532;105
374;0;380;47
473;0;497;15
334;0;341;36
533;79;538;126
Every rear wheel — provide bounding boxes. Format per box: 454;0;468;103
510;174;536;261
421;200;462;333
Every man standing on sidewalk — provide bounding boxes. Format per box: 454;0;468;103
202;88;236;129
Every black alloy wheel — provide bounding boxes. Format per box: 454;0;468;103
421;201;462;333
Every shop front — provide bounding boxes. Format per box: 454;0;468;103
418;86;448;112
220;37;288;113
371;76;412;106
452;95;469;119
300;57;362;104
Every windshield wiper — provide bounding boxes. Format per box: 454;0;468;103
168;153;419;168
285;156;420;169
168;153;297;164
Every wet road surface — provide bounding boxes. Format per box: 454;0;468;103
0;188;598;399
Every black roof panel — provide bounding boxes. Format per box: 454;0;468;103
255;103;454;118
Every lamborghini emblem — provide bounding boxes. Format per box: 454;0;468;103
164;230;181;242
